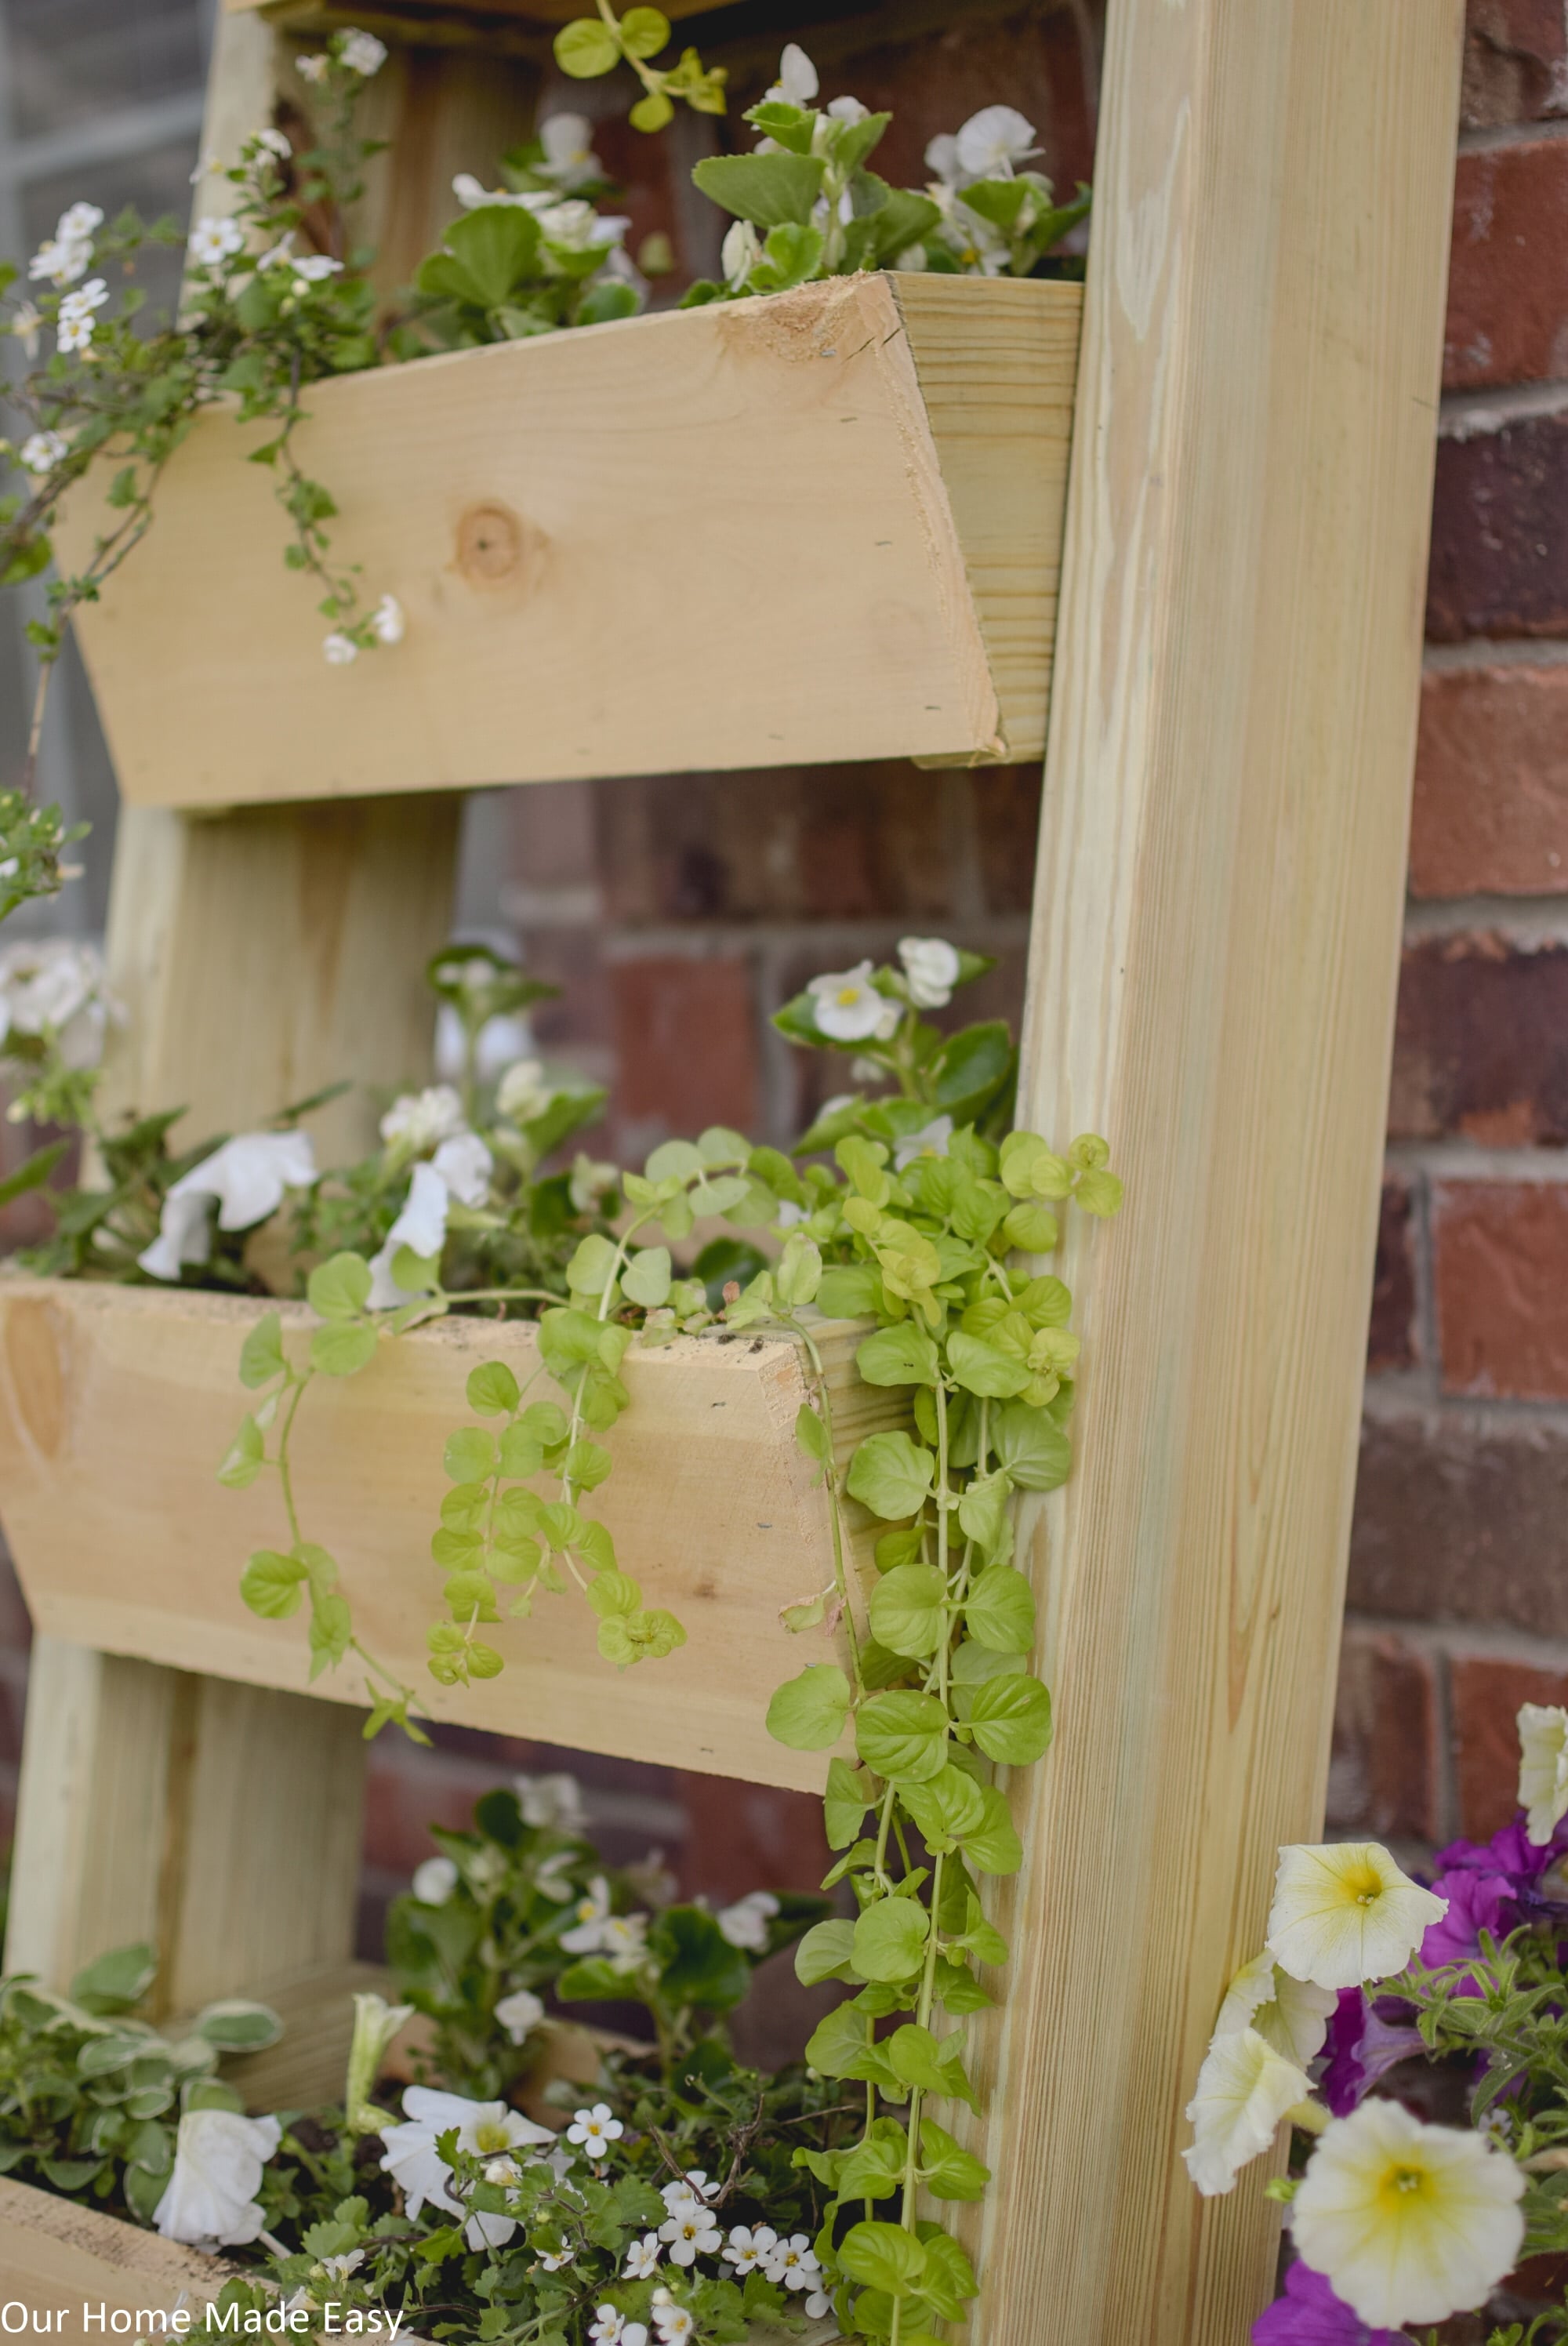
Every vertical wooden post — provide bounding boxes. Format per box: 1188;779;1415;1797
968;7;1463;2343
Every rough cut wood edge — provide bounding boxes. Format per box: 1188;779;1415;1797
0;1279;893;1792
0;2177;230;2326
55;277;1080;808
958;8;1467;2346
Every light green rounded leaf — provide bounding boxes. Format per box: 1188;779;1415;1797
238;1310;285;1390
1001;1200;1058;1252
855;1690;948;1783
920;2119;990;2202
466;1360;520;1416
554;16;619;74
837;2220;927;2297
898;1763;985;1851
622;1245;672;1308
852;1896;929;1984
568;1232;621;1297
1076;1165;1124;1217
945;1329;1030;1400
217;1414;264;1490
645;1138;704;1182
192;2000;282;2052
310;1320;376;1378
824;1756;874;1849
239;1549;307;1620
963;1566;1036;1655
962;1784;1023;1876
847;1430;935;1522
619;4;670;56
795;1917;858;1986
868;1563;947;1659
855;1323;940;1388
629;88;674;132
766;1662;851;1752
990;1399;1073;1492
444;1425;497;1484
969;1671;1053;1765
775;1231;822;1308
306;1251;372;1322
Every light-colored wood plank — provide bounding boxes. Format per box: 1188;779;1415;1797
57;277;1080;808
100;796;459;1162
232;0;711;36
178;1956;396;2110
962;8;1465;2345
0;1280;893;1792
0;2179;230;2336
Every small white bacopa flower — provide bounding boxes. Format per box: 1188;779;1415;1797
154;2108;282;2247
716;1890;779;1951
57;202;103;243
188;215;246;269
623;2232;662;2279
807;958;899;1043
1182;2024;1313;2196
1518;1701;1568;1844
322;630;358;665
1265;1840;1448;1992
766;2235;821;2290
138;1130;318;1282
29;237;91;287
517;1767;586;1832
55;277;109;354
566;2102;624;2157
898;934;961;1009
494;1987;545;2045
255;126;292;158
296;51;328;83
380;2085;555;2250
659;2203;721;2266
9;301;43;358
19;429;68;474
371;592;405;645
653;2311;694;2346
292;253;345;285
722;2224;778;2275
340;28;388;75
589;2311;648;2346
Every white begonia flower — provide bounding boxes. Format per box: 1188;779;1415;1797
1518;1701;1568;1843
138;1131;318;1283
807;959;899;1043
1213;1949;1337;2068
538;198;629;254
601;1914;650;1973
452;172;548;212
1266;1841;1448;1992
382;1084;466;1153
723;2224;778;2275
925;133;964;187
340;28;387;74
381;2085;555;2250
517;1769;586;1832
19;429;68;474
659;2205;722;2265
496;1059;554;1125
292;254;345;285
566;2103;624;2156
323;631;358;665
561;1873;612;1948
767;42;819;105
153;2109;282;2247
370;593;405;645
721;219;764;289
767;2235;821;2290
256;127;292;158
29;238;90;287
494;1987;545;2046
535;1849;579;1903
57;202;103;242
0;938;113;1066
716;1890;779;1952
1292;2099;1526;2330
893;1115;954;1172
412;1854;459;1905
189;215;246;269
898;934;961;1010
296;51;328;82
953;105;1040;180
624;2232;662;2279
1181;2024;1313;2197
825;94;869;125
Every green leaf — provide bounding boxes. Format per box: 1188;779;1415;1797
956;1470;1012;1557
873;187;943;263
847;1430;935;1521
692;151;827;229
990;1399;1073;1491
310;1319;377;1377
962;1784;1023;1876
920;2119;989;2202
651;1902;750;2010
1076;1165;1124;1217
0;1136;66;1208
445;1426;497;1483
852;1896;929;1983
766;1662;851;1751
194;1999;282;2051
794;1401;830;1465
795;1917;858;1986
466;1360;520;1415
554;16;619;74
856;1690;948;1783
825;1756;874;1849
307;1252;372;1320
804;2000;891;2083
969;1672;1053;1765
1001;1200;1058;1252
868;1563;947;1660
932;1021;1014;1122
750;219;824;292
565;1436;612;1491
775;1229;822;1307
619;5;671;56
441;205;543;309
71;1942;158;2014
238;1310;286;1389
629;89;674;133
964;1566;1035;1655
917;2228;978;2319
856;1323;940;1388
240;1549;307;1619
838;2221;927;2297
217;1414;264;1490
945;1329;1030;1400
622;1245;672;1307
568;1232;621;1298
309;1591;353;1677
898;1763;985;1853
834;2117;909;2199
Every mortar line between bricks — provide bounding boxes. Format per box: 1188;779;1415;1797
1439;380;1568;436
1409;1164;1442;1389
1384;1139;1568;1181
597;916;1033;962
1457;116;1568;154
1360;1382;1568;1434
1403;895;1568;941
1423;637;1568;672
1343;1611;1568;1675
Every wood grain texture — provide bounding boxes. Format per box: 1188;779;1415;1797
0;1281;893;1791
56;277;1080;807
958;8;1465;2344
0;2179;230;2333
232;0;713;38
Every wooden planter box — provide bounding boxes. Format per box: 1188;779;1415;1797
58;274;1080;808
2;2178;229;2330
0;1278;889;1791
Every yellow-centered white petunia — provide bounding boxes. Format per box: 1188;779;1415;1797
1518;1701;1568;1845
1292;2099;1525;2329
1265;1842;1447;1992
1181;2025;1314;2196
1214;1949;1338;2066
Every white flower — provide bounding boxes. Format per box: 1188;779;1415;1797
766;2235;820;2290
826;94;869;125
29;238;90;287
1266;1841;1448;1992
892;1116;954;1172
382;1084;466;1152
716;1890;779;1952
538;2246;575;2270
1213;1949;1337;2067
19;429;67;474
660;2170;718;2211
55;314;94;354
495;1059;554;1125
538;198;628;255
189;152;220;183
0;938;111;1064
535;1849;579;1903
9;301;42;357
340;29;387;74
1292;2099;1526;2329
412;1854;459;1905
345;1990;414;2127
139;1131;317;1282
589;2312;648;2346
57;202;103;242
323;631;358;665
721;220;763;289
257;236;295;271
320;2249;365;2281
1519;1701;1568;1844
723;2224;778;2274
1181;2025;1313;2197
153;2109;282;2247
57;277;108;325
767;42;819;105
256;128;292;158
807;959;898;1043
561;1874;612;1949
567;2103;624;2156
898;935;961;1010
380;2085;554;2251
653;2312;693;2346
953;105;1040;180
517;1770;586;1831
296;51;328;83
370;592;405;645
452;172;546;212
571;1154;619;1213
189;215;246;268
433;1129;493;1207
495;1988;546;2045
536;113;603;191
659;2206;722;2265
804;2292;831;2320
292;253;345;285
601;1914;650;1973
624;2232;662;2279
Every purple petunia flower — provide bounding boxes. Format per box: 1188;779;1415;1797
1254;2257;1406;2344
1437;1809;1568;1885
1418;1868;1512;1989
1319;1988;1424;2117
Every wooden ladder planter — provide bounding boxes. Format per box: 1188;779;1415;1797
1;1;1466;2340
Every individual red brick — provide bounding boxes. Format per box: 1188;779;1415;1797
1388;935;1568;1146
1451;1651;1568;1836
608;953;760;1142
1446;140;1568;390
1327;1626;1441;1839
1352;1409;1568;1632
1410;661;1568;896
1462;0;1568;131
971;764;1044;917
1427;409;1568;641
1433;1180;1568;1396
1368;1178;1419;1373
674;1774;829;1905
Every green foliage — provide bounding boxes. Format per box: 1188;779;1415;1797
552;2;727;132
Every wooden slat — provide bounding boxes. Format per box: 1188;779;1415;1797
232;0;712;35
56;277;1080;808
0;1280;893;1792
960;7;1465;2345
0;2180;229;2334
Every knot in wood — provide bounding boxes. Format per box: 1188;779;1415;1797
456;501;526;585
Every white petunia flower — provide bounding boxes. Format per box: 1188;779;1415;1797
57;202;103;242
494;1987;546;2045
1519;1701;1568;1844
340;29;387;74
807;959;899;1043
517;1769;586;1831
496;1059;554;1125
659;2206;722;2265
370;592;405;645
365;1162;451;1306
153;2109;282;2247
0;937;115;1066
380;2085;555;2250
892;1115;954;1172
19;429;68;474
898;934;961;1010
625;2232;662;2279
189;216;246;269
1292;2099;1526;2329
256;127;292;158
382;1084;466;1153
29;237;91;287
139;1131;317;1281
766;2235;821;2290
566;2103;624;2157
953;105;1040;180
721;219;763;289
1266;1841;1448;1992
1214;1949;1337;2068
716;1890;779;1952
723;2224;778;2275
1181;2025;1313;2197
432;1128;493;1208
345;1989;414;2127
296;51;328;83
292;254;345;285
766;42;819;105
323;631;358;665
412;1854;459;1905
